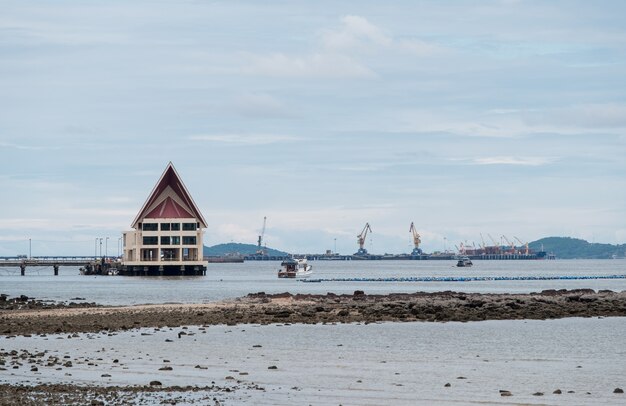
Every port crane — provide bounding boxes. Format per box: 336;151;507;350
356;223;372;255
501;235;516;254
256;216;267;255
409;222;422;256
487;234;500;254
514;236;529;255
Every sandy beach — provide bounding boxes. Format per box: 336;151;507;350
2;290;625;404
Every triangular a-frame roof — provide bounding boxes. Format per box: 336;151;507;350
131;162;207;228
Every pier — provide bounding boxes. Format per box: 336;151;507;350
0;256;107;276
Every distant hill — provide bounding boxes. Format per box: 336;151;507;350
203;242;289;257
529;237;626;259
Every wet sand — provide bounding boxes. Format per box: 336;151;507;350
2;289;625;336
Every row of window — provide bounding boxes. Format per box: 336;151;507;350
140;222;199;231
143;236;197;245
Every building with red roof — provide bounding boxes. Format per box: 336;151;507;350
121;162;208;275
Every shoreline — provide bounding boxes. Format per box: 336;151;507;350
2;289;625;336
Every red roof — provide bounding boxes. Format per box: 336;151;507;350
131;162;207;228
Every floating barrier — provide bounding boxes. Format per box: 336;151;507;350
301;275;626;283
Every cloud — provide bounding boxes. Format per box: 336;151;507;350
471;156;557;166
189;133;301;145
321;15;442;56
524;103;626;129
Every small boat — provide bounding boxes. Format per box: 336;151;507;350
107;267;119;276
456;256;473;267
278;258;312;278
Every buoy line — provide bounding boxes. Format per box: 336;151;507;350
301;274;626;283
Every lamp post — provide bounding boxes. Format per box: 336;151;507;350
334;238;337;254
99;238;103;257
444;237;447;253
118;237;122;258
95;238;98;259
105;237;109;259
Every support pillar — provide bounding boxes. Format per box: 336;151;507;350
159;266;164;276
20;264;26;276
143;266;148;276
53;264;59;276
180;265;185;276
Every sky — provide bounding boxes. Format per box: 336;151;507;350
1;0;625;256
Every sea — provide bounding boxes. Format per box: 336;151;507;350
1;259;625;305
1;259;625;405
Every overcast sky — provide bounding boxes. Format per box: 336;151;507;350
1;0;625;256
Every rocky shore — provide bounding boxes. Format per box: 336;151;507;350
1;289;625;336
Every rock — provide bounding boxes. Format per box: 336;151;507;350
149;380;162;386
456;376;466;379
159;366;173;371
499;390;512;396
353;290;365;296
101;373;111;377
614;388;624;394
268;365;278;370
553;389;562;394
444;383;451;387
533;392;544;396
91;400;104;406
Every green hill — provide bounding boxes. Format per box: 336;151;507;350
203;242;289;257
529;237;626;259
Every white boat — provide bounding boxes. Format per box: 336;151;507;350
107;267;119;276
278;258;312;278
456;256;473;267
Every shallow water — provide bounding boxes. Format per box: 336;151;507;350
2;318;625;405
1;259;625;305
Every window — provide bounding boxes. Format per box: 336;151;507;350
160;236;170;245
171;236;180;245
182;236;196;245
171;223;180;231
183;222;197;231
160;223;170;231
143;223;158;231
143;236;158;245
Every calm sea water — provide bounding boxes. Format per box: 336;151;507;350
2;318;625;405
1;259;625;305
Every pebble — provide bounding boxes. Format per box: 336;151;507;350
553;389;562;394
